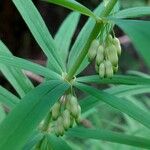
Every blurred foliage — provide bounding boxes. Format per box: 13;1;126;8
121;0;149;8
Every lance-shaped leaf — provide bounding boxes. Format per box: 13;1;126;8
77;75;150;85
45;0;97;20
12;0;65;73
47;134;72;150
67;3;104;73
0;105;6;123
67;127;150;149
0;86;19;109
75;82;150;129
0;41;34;98
0;80;69;150
0;55;61;80
80;85;150;114
54;12;80;67
114;7;150;18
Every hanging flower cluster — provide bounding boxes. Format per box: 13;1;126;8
87;35;121;78
51;94;81;136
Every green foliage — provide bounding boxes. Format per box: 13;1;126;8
45;0;97;19
0;81;69;150
1;0;150;149
115;20;150;68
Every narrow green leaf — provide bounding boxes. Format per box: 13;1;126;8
0;104;6;123
48;134;72;150
115;19;150;67
12;0;65;73
0;80;69;150
67;3;104;73
114;7;150;18
23;133;44;150
77;75;150;85
75;82;150;129
0;41;34;98
79;96;99;113
80;84;150;114
45;0;97;19
0;55;61;79
106;85;150;98
0;86;19;109
54;12;80;67
67;127;150;149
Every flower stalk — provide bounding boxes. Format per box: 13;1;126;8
66;0;118;81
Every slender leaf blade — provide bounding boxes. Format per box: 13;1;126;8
54;12;80;67
77;75;150;85
48;135;72;150
67;3;104;73
0;105;6;123
75;82;150;129
0;86;19;109
67;127;150;149
80;85;150;114
114;7;150;18
0;80;69;150
0;41;34;98
0;55;61;79
12;0;64;73
45;0;97;19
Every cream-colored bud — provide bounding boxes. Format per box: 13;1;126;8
113;37;121;56
96;45;104;65
105;60;113;78
57;117;65;136
67;95;79;118
106;45;118;66
87;39;99;61
51;102;61;120
99;62;105;78
62;110;71;130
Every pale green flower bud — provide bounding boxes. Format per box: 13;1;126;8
77;105;81;117
113;37;121;56
105;60;113;78
62;110;71;130
96;45;104;65
54;127;59;137
99;62;105;78
108;34;113;42
106;45;118;66
57;117;65;136
69;96;79;117
51;102;61;120
87;39;99;61
57;125;65;136
75;105;81;124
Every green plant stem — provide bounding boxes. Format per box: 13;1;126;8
66;0;118;81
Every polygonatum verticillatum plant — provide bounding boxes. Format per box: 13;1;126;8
1;0;150;149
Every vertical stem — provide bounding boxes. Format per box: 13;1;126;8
66;0;118;81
